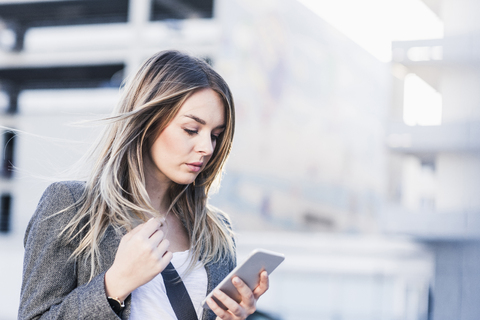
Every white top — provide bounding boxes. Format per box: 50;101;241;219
130;250;208;320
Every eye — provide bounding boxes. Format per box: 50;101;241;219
184;129;198;135
211;134;220;141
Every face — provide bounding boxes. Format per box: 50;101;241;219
145;88;226;187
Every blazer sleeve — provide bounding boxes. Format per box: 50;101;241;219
18;182;121;320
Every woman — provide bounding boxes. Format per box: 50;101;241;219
19;50;269;320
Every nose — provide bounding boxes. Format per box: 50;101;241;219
195;132;215;156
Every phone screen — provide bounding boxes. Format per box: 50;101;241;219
202;249;285;310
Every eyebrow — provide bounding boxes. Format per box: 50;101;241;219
184;114;206;125
184;114;226;129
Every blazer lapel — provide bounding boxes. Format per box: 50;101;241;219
202;258;232;320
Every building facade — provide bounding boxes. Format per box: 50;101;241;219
386;0;480;319
0;0;458;319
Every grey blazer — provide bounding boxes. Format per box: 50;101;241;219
19;181;236;320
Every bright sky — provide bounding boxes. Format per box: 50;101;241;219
298;0;444;62
403;73;442;125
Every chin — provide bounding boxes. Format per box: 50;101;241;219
171;175;197;186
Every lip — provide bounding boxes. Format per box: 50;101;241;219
186;162;203;173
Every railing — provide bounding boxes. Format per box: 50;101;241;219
386;121;480;153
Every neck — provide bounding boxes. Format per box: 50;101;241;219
143;157;171;215
145;176;171;215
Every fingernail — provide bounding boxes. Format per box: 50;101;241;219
233;277;240;284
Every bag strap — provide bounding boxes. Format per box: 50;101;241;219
161;262;198;320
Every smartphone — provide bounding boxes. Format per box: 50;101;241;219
202;248;285;310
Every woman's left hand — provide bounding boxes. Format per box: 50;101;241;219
206;270;269;320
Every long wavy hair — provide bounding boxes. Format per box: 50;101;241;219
61;50;236;279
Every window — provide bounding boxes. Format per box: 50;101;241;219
403;73;442;126
2;131;15;178
0;194;12;233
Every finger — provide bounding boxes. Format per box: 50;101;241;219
137;217;162;238
157;251;173;272
212;290;246;318
232;277;255;307
149;230;165;247
156;238;170;257
253;271;269;300
206;297;229;320
124;220;147;238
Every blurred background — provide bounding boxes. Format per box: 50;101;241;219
0;0;479;319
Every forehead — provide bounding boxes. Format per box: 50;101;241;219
175;88;225;125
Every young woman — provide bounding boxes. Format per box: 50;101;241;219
19;50;269;320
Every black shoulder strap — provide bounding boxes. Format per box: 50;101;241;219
161;262;199;320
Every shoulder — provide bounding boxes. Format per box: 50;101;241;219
206;204;233;230
35;180;86;218
40;180;86;203
24;181;86;247
34;180;86;220
206;204;236;265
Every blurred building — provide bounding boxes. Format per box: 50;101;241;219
0;1;219;319
213;1;433;318
1;0;473;320
386;0;480;319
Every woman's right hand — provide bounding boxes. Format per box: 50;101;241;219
104;217;172;301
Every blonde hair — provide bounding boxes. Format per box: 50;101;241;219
61;50;236;279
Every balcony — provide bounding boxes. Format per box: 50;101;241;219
382;204;480;240
392;37;480;90
0;0;214;51
386;121;480;154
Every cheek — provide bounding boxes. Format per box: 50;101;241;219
151;128;188;161
159;133;176;154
